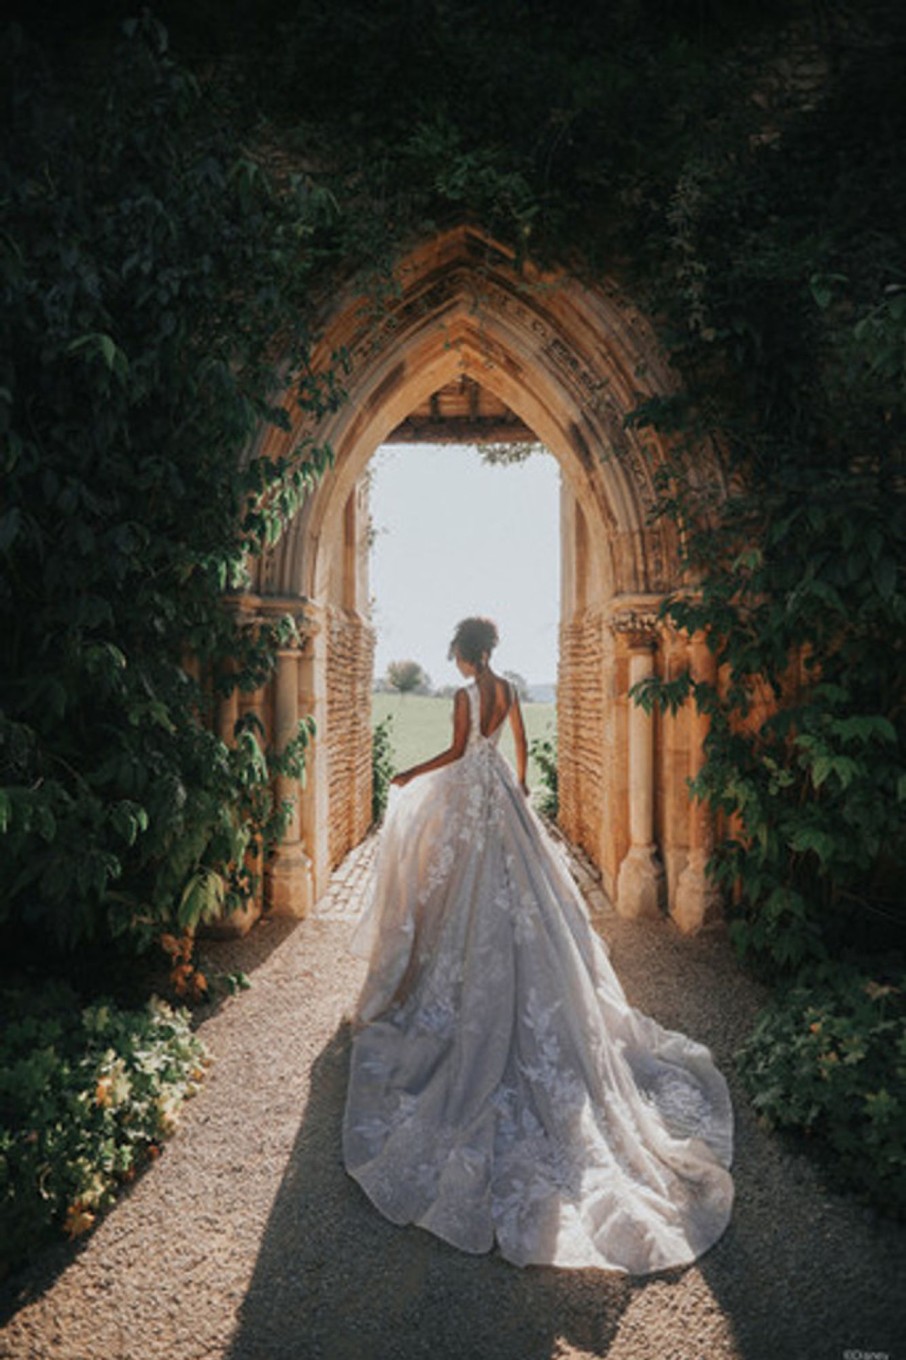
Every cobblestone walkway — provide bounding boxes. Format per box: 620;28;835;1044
311;833;379;921
1;836;904;1360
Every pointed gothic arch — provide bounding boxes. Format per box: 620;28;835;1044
242;226;721;934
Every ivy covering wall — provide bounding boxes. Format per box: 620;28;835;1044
2;0;904;1210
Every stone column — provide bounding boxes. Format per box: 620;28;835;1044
265;642;314;917
672;632;722;934
612;610;665;919
207;662;264;938
262;639;312;919
297;601;330;904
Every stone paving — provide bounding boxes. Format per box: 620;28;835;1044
1;835;904;1360
311;834;379;921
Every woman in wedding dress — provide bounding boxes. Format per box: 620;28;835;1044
343;617;734;1274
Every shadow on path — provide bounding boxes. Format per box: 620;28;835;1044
225;1022;647;1360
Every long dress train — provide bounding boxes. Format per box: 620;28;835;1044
342;683;734;1274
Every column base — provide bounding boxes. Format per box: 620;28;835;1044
671;851;723;934
265;843;313;919
615;845;665;920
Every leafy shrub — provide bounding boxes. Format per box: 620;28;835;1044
735;963;906;1216
0;983;209;1270
529;732;558;818
371;715;395;825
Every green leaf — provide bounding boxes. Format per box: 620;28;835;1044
788;826;837;865
812;756;833;788
178;869;226;928
808;272;847;310
66;333;129;380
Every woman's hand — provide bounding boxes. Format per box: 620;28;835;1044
388;693;469;792
519;779;530;799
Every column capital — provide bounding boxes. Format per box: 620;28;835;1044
609;607;659;649
225;591;319;652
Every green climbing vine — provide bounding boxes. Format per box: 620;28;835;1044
2;0;904;1219
0;16;338;955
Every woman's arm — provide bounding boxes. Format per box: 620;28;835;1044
391;688;470;787
509;689;529;795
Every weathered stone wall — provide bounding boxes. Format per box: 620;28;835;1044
558;607;613;888
326;607;375;869
559;605;704;915
253;227;728;931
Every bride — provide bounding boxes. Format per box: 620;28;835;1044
343;617;734;1274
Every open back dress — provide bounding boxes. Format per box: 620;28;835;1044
342;681;734;1273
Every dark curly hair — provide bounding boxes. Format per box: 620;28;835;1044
448;616;499;666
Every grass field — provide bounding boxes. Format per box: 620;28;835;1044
372;692;556;791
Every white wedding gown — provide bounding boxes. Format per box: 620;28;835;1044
342;683;734;1274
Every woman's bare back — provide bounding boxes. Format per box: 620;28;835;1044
475;671;513;739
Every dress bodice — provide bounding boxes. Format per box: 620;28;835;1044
465;681;507;751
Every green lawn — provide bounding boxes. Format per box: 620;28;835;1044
371;692;556;791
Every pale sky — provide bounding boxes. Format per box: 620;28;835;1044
369;443;561;687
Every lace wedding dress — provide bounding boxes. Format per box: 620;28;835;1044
343;683;734;1274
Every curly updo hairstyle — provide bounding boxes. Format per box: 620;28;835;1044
448;616;499;668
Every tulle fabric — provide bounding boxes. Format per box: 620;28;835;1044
342;684;734;1274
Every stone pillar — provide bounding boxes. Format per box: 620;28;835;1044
297;601;331;903
206;663;264;938
265;643;314;917
672;632;722;934
612;611;665;919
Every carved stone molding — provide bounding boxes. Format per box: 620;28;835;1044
608;607;660;649
226;592;317;651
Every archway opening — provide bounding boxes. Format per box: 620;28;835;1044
368;430;561;801
254;227;720;935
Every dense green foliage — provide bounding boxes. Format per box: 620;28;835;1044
0;983;207;1268
9;2;899;968
1;18;330;952
3;0;904;1216
627;19;906;977
735;963;906;1215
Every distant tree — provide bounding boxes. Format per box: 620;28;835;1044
386;660;430;695
504;670;530;702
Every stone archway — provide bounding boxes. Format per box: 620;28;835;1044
244;225;721;934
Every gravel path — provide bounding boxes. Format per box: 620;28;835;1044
2;834;904;1360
